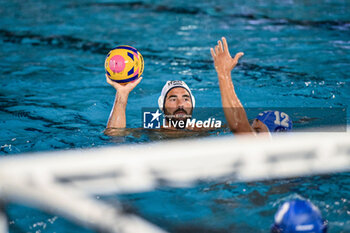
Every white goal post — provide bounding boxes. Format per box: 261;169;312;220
0;131;349;233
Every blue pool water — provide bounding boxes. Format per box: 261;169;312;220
0;0;349;232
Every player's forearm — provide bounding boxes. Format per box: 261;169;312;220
217;73;254;134
106;92;128;129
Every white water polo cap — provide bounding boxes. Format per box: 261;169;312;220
158;80;195;112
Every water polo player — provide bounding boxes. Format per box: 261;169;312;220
105;77;197;133
271;199;328;233
158;80;195;129
211;37;292;134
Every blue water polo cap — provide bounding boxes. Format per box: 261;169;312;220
256;110;292;132
271;199;328;233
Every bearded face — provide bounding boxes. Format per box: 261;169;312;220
163;87;193;128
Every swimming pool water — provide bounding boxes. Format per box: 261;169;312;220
0;0;349;232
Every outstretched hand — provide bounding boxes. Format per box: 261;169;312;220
106;75;143;96
210;37;244;76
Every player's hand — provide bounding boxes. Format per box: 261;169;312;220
106;75;143;96
210;37;244;76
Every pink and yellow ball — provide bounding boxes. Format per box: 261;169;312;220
105;45;144;84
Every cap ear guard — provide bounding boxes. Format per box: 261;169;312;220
158;95;164;111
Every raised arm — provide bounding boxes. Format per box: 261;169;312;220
210;37;255;134
105;75;142;130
